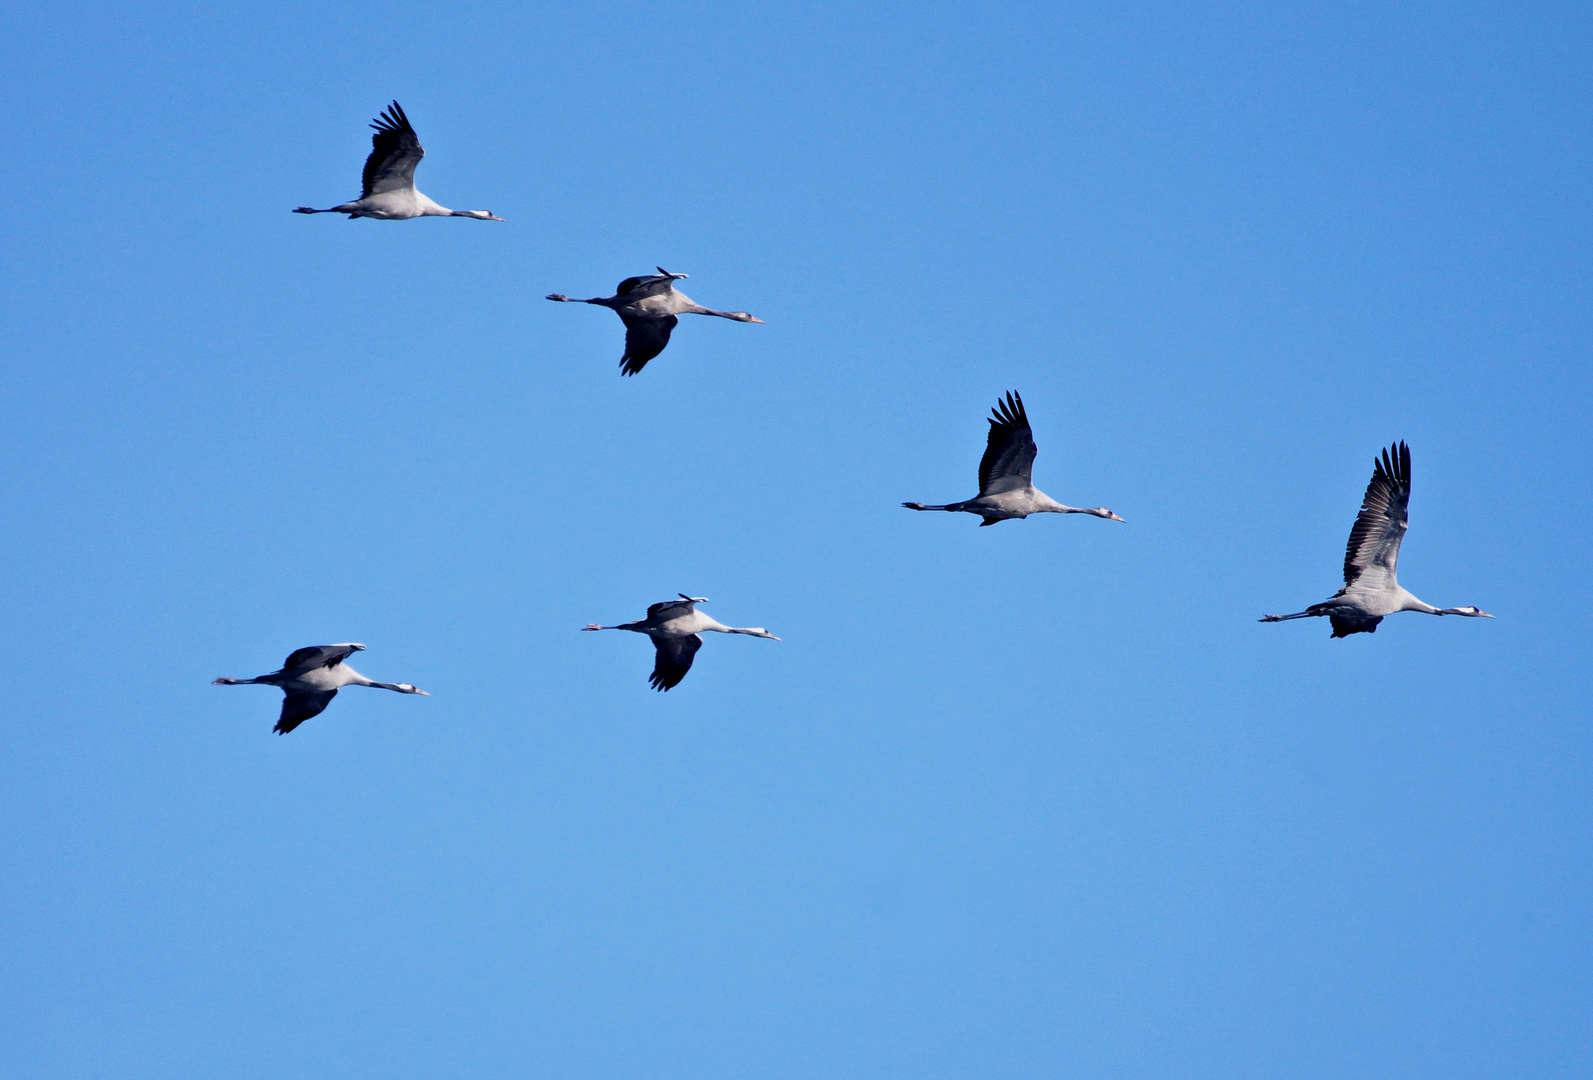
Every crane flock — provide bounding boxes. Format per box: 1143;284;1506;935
214;99;1495;732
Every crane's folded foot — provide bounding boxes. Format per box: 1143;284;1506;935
546;293;570;302
292;207;316;214
902;502;927;510
580;623;602;631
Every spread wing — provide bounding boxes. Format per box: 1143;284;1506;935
362;101;424;197
276;689;337;734
645;598;696;620
280;644;362;672
648;634;702;691
977;391;1037;496
618;313;677;376
1343;441;1411;590
614;274;676;300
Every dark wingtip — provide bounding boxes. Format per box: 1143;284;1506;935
989;389;1026;428
1377;440;1411;484
370;100;411;133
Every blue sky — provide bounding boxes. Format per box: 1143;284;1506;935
2;1;1590;1076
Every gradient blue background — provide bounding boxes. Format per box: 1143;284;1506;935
2;1;1590;1076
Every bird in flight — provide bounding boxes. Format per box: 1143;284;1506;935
903;391;1124;526
582;595;779;690
213;643;428;734
293;101;503;221
547;268;763;376
1261;441;1494;637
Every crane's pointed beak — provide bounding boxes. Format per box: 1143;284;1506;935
1108;512;1125;522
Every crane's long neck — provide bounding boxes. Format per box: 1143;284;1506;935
414;191;453;217
701;618;778;639
1407;599;1490;617
341;667;424;693
1396;591;1441;615
682;302;762;323
1037;495;1122;520
1034;491;1081;513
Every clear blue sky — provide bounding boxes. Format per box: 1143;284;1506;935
2;1;1590;1076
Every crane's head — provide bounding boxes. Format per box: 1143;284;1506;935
1441;606;1495;618
459;210;505;221
727;311;765;323
393;683;430;695
1088;507;1125;522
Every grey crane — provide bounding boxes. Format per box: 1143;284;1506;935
582;595;779;691
903;391;1124;526
547;268;763;376
1261;441;1494;637
213;643;428;734
293;102;503;221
